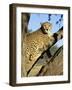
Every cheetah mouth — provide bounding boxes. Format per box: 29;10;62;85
45;29;49;34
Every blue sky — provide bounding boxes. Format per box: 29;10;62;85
28;13;63;47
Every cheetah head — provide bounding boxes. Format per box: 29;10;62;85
41;22;52;34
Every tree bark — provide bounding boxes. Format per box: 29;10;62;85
37;46;63;76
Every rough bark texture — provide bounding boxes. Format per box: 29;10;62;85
21;13;30;77
37;46;63;76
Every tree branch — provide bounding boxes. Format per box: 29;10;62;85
37;46;63;76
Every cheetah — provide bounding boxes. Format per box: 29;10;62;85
21;22;54;77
